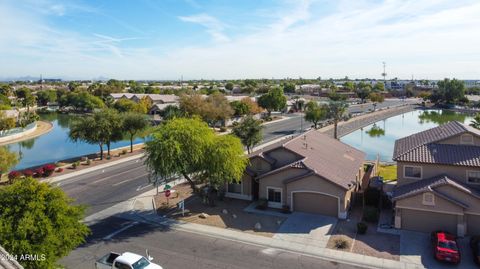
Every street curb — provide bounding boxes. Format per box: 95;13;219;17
44;154;144;184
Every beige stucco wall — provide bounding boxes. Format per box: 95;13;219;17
438;133;480;146
436;185;480;214
241;174;252;196
248;156;272;175
397;161;480;186
285;174;348;211
266;148;301;168
396;191;463;214
258;167;310;203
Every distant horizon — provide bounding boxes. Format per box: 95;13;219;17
1;1;480;79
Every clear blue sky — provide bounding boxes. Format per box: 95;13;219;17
1;0;479;80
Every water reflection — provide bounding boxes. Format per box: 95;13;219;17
365;123;385;137
418;110;467;125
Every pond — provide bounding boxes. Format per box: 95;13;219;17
340;109;475;161
7;113;147;170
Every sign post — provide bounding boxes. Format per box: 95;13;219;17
178;200;185;216
165;189;171;205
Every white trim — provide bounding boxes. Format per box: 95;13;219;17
396;205;463;216
290;190;342;219
403;165;423;180
422;192;435;206
266;186;282;209
460;133;474;145
225;192;252;201
466;170;480;185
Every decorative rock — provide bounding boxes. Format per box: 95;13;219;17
254;222;262;230
232;214;237;219
222;209;228;214
199;213;209;219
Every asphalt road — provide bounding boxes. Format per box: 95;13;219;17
61;217;363;269
59;158;153;216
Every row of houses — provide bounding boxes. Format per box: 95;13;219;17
224;120;480;237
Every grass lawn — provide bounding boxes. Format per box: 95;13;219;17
378;165;397;182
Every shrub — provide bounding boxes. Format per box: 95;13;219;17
256;198;268;210
42;164;56;177
106;155;111;160
334;238;349;249
121;149;127;155
34;168;44;177
264;116;273;121
363;206;379;223
357;222;368;234
23;170;34;177
231;121;239;127
8;171;22;182
219;127;227;132
71;162;78;169
86;159;91;165
56;168;64;173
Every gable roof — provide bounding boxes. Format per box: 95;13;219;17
250;130;366;189
392;174;480;201
393;121;480;166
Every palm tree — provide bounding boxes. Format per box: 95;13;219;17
470;113;480;130
327;101;348;139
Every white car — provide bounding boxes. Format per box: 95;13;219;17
96;251;163;269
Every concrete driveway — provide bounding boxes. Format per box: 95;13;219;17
400;230;477;268
273;212;337;248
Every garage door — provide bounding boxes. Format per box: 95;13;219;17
292;192;338;217
401;209;457;234
467;214;480;236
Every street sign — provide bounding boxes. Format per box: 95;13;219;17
164;184;171;190
165;189;171;198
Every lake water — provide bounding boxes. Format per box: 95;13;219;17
7;113;147;170
340;109;475;161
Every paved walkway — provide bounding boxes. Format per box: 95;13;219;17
0;121;53;146
320;105;416;138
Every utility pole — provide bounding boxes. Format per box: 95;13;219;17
381;62;387;84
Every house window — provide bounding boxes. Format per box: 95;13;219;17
267;187;282;203
422;193;435;206
227;183;242;194
461;134;474;145
404;166;422;179
467;171;480;184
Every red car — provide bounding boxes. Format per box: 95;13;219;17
431;231;461;264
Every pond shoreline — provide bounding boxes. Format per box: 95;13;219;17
0;121;53;146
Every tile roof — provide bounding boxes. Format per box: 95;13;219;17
392;174;480;201
393;121;480;166
250;130;366;189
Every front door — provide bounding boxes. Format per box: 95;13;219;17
252;178;259;200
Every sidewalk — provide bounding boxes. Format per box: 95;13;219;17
97;186;423;269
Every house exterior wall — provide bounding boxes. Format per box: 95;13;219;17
395;192;463;214
258;168;311;203
265;148;301;168
397;161;480;186
435;185;480;214
438;133;480;146
224;173;252;200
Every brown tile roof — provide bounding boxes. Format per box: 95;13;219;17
393;121;480;166
392;175;480;201
250;130;366;189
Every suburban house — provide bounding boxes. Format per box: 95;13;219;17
225;130;367;219
109;93;179;105
392;121;480;236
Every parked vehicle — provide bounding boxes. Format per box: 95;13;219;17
431;231;460;264
95;251;163;269
470;236;480;265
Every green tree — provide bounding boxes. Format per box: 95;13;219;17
232;115;263;153
0;146;18;176
69;109;123;159
369;92;385;111
343;81;355;91
68;81;81;91
225;82;234;91
144;118;247;191
435;78;466;104
36;90;57;106
470;113;480;130
355;84;372;103
0;111;16;131
113;98;138;112
257;87;287;116
205;93;233;126
304;101;327;129
283;83;296;93
373;82;385;91
16;87;35;112
0;84;13;97
230;100;250;117
160;105;184;121
0;178;90;269
122;112;149;152
327;101;348;139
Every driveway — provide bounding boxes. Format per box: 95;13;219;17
273;212;337;248
400;230;477;268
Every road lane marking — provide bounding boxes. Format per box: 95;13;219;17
103;221;139;240
112;173;149;186
91;166;146;185
136;183;151;192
